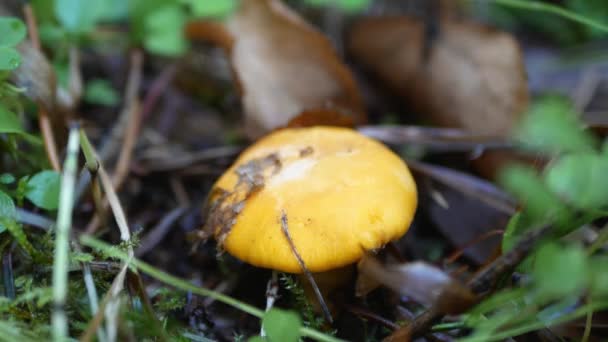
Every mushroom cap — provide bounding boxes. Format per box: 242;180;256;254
206;126;417;273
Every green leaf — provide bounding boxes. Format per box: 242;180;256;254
84;79;120;106
0;190;16;233
184;0;237;18
0;104;24;134
567;0;608;38
25;170;61;210
54;0;105;33
143;5;188;56
71;252;94;263
262;309;302;342
501;212;522;252
499;165;569;224
545;153;608;210
0;17;27;47
0;47;21;70
533;243;588;299
248;337;265;342
516;96;597;154
589;256;608;299
97;0;130;21
0;174;15;185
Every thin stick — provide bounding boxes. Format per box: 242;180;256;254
23;5;41;50
39;113;62;171
2;251;15;299
79;130;161;337
83;51;143;234
280;211;333;324
445;229;504;264
112;51;143;189
345;305;399;330
97;163;132;248
136;207;187;257
52;125;80;341
112;101;140;189
79;284;112;342
74;243;107;342
23;5;61;172
582;298;593;342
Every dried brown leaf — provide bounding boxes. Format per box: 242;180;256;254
349;16;529;178
188;0;365;138
357;254;475;314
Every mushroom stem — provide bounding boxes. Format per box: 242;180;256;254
280;212;333;323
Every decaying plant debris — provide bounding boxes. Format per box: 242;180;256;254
203;153;281;247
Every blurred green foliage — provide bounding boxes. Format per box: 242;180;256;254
24;170;61;211
250;309;302;342
463;95;608;341
486;0;608;44
84;79;120;106
0;17;25;70
303;0;371;13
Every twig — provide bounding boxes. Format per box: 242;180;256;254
280;211;333;324
140;63;177;121
83;51;144;234
112;51;143;189
2;251;15;299
52;125;80;341
135;206;187;256
112;100;141;189
23;5;61;172
445;229;505;264
169;177;190;208
23;5;41;50
39;112;62;171
385;225;553;341
79;130;161;339
74;243;107;342
79;284;113;342
136;145;242;173
358;125;514;153
344;305;399;330
78;262;130;342
467;225;552;294
582;298;593;342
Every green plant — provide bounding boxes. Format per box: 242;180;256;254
456;96;608;341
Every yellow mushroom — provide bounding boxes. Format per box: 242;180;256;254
203;126;417;274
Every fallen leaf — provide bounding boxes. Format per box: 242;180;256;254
357;254;476;314
349;16;529;178
187;0;365;138
286;108;355;129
